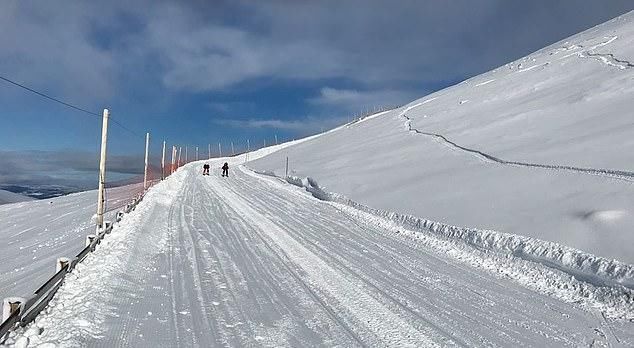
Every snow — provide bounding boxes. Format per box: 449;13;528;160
0;183;145;298
2;10;634;348
0;190;33;205
5;163;633;346
249;11;634;265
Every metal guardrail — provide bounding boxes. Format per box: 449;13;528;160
0;192;147;344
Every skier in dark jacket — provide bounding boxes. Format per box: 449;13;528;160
202;163;210;175
222;162;229;177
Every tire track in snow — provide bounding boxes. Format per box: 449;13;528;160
205;174;444;347
226;173;475;346
201;177;368;347
232;169;595;346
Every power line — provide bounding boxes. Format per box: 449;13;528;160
0;75;101;117
0;74;144;139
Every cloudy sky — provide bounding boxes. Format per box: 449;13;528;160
1;0;633;187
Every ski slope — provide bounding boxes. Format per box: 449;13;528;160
250;11;634;264
6;162;633;347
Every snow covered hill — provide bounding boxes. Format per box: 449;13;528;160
250;11;634;264
0;183;144;298
0;190;33;205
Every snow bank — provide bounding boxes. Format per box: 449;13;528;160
249;168;634;319
257;169;634;290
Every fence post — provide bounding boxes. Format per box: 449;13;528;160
96;109;109;230
231;141;235;156
86;234;96;248
143;132;150;190
275;134;278;145
56;258;70;273
218;143;222;157
2;297;24;322
285;157;289;177
161;140;166;180
208;144;211;160
196;146;199;161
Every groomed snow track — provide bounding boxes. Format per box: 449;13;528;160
7;163;634;347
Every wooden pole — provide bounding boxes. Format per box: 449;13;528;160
246;139;250;163
178;147;182;167
285;156;289;177
275;134;278;145
185;146;188;163
143;132;150;190
218;143;222;157
2;297;24;322
171;146;176;174
196;146;199;161
96;109;109;230
161;140;166;180
231;141;234;156
208;144;211;159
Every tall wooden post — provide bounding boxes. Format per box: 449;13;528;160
285;156;289;177
170;146;175;174
275;134;278;145
218;143;222;157
143;132;150;190
196;146;199;161
208;144;211;159
246;139;250;163
264;139;266;147
231;141;234;156
96;109;109;230
161;140;166;180
178;147;182;167
185;146;188;163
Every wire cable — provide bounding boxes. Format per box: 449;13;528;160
0;74;145;139
0;75;101;117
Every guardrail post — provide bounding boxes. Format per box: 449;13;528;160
56;258;70;273
86;234;96;248
2;297;24;322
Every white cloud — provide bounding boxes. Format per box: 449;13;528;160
213;116;347;134
309;87;419;111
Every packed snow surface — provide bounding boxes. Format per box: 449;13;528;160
6;162;633;347
250;11;634;264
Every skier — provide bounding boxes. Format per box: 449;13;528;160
202;163;210;176
222;162;229;177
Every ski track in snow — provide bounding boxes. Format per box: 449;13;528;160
7;163;634;347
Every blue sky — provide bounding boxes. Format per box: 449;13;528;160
1;0;633;188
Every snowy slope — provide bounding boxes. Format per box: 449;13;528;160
250;11;634;264
0;190;33;205
6;162;633;347
0;183;145;298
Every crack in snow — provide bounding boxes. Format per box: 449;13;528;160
398;108;634;183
